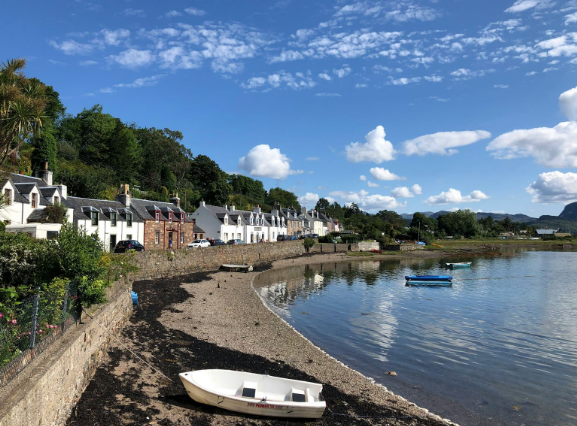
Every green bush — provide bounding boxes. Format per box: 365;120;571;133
303;237;315;252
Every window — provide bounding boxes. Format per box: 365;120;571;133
250;216;253;225
237;233;241;239
4;189;11;206
155;231;160;244
54;196;59;205
111;213;117;227
31;193;37;208
224;233;228;241
127;234;132;240
155;211;160;222
91;211;99;226
169;212;172;223
127;213;132;227
224;216;228;225
181;214;184;224
180;233;184;244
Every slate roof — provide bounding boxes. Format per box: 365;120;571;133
3;173;65;206
66;196;143;223
130;198;192;222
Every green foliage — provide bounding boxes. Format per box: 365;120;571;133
190;154;231;205
303;237;315;252
265;187;301;211
31;126;58;174
41;203;68;224
229;174;266;205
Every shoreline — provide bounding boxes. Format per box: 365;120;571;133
66;248;520;425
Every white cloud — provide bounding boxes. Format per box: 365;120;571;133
370;167;405;181
505;0;554;13
318;73;332;81
158;47;203;69
79;60;98;66
333;67;351;78
526;171;577;203
269;50;306;63
49;40;93;55
487;121;577;168
165;10;182;17
388;76;421;85
100;29;130;46
411;184;422;195
184;7;206;16
238;145;302;179
123;8;145;17
109;49;154;68
359;175;367;181
391;186;414;198
114;75;164;88
242;71;316;90
425;188;489;205
494;84;510;89
559;86;577;121
566;12;577;25
328;189;406;212
345;126;395;163
403;130;491;156
298;193;320;206
367;181;380;188
315;92;341;97
100;88;115;94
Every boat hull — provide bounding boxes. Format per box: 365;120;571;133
446;262;471;269
405;275;452;286
179;370;326;419
406;280;452;286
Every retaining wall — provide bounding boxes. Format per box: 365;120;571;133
0;280;132;426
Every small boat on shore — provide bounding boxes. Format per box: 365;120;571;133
445;262;471;269
179;369;326;419
405;275;452;286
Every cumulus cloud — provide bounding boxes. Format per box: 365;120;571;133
505;0;553;13
333;67;351;78
109;49;154;68
238;145;302;179
114;75;165;88
559;86;577;121
184;7;206;16
49;40;93;55
328;189;406;212
411;184;422;195
101;29;130;46
367;181;380;188
487;121;577;167
425;188;489;205
391;187;414;198
242;71;316;90
369;167;405;181
402;130;491;156
526;171;577;203
345;126;395;163
359;175;367;181
298;193;320;206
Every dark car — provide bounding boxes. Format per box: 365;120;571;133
114;240;144;253
210;239;226;246
288;235;298;241
227;239;245;245
277;235;287;242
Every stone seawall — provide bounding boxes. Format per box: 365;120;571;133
0;280;132;426
133;240;306;280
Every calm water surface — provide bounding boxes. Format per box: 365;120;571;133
254;250;577;426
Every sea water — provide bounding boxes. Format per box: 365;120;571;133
254;250;577;426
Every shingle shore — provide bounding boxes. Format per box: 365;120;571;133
67;252;463;426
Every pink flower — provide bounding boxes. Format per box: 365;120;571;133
0;313;3;318
10;319;17;325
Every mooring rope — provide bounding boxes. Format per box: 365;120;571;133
82;308;176;383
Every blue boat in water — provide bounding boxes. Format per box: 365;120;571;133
405;275;452;286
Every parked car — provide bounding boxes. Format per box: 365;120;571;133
310;234;319;239
227;239;245;245
210;239;226;246
287;235;298;241
187;239;211;248
114;240;145;253
277;235;287;242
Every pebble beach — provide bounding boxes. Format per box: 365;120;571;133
66;251;463;426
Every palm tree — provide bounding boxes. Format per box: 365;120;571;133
0;58;47;165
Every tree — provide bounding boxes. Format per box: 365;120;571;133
189;154;231;205
315;197;330;211
265;187;301;211
0;59;47;165
229;174;265;205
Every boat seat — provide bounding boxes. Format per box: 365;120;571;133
240;381;258;398
291;388;306;402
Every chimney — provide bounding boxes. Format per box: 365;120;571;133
230;204;235;212
56;183;67;199
223;203;228;210
253;204;261;214
301;206;307;214
170;193;180;208
200;199;206;207
115;183;132;207
35;161;53;186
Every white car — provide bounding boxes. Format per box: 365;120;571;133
187;239;211;248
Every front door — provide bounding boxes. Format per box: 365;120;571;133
110;234;117;252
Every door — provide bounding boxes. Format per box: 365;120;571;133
110;234;117;252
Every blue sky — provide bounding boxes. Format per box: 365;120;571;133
4;0;577;217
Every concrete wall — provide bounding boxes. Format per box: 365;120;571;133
385;244;424;251
357;241;380;251
0;280;132;426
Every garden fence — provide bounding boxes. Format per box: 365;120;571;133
0;284;78;385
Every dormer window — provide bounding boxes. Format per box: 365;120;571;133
181;214;184;224
31;193;37;208
155;211;160;222
168;212;173;223
250;216;253;225
111;213;117;227
54;196;59;205
224;215;228;225
91;211;99;226
127;213;133;227
4;189;11;206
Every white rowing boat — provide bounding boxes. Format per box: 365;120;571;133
179;369;326;418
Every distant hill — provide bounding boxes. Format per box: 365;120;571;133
558;202;577;221
402;211;538;223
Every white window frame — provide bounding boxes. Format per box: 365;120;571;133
155;231;160;244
